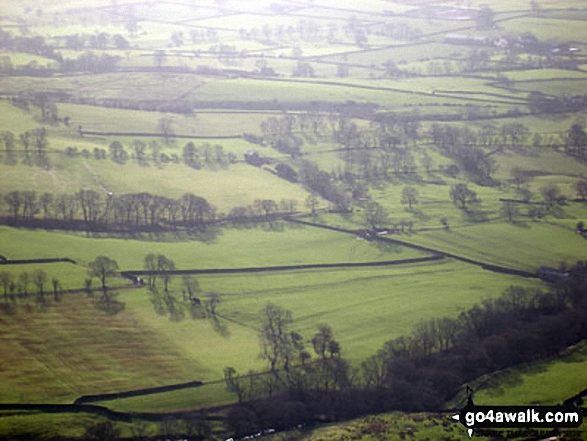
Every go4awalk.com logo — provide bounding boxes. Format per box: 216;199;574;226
451;394;584;438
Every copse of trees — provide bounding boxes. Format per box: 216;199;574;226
182;141;235;169
143;254;222;321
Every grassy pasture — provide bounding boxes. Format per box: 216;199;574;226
475;342;587;406
0;102;47;133
513;79;587;97
0;158;312;213
0;261;119;291
0;412;104;440
367;177;512;229
0;292;206;403
0;223;424;270
1;52;58;68
504;68;587;81
343;77;527;102
88;162;312;213
322;43;466;65
0;258;542;409
58;103;268;136
96;381;235;412
192;77;477;107
402;221;587;271
498;17;587;41
211;261;544;364
92;260;544;413
492;148;587;182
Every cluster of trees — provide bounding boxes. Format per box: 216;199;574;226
2;127;52;166
236;15;422;49
224;262;587;436
226;198;299;226
0;30;122;74
299;161;349;211
0;269;63;311
224;304;356;435
142;254;220;322
0;29;59;61
64;32;129;50
182;141;236;169
1;190;216;229
60;52;120;74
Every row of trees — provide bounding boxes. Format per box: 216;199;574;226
2;190;216;228
64;32;130;50
0;269;63;310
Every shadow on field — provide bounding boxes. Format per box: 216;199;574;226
463;208;490;223
211;316;230;338
409;208;431;222
478;360;550;398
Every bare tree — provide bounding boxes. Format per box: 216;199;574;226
0;271;13;305
401;186;419;209
87;256;119;302
259;302;295;376
158;117;175;145
500;201;520;223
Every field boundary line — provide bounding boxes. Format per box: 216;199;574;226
120;255;446;278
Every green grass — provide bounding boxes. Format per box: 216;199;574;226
0;261;123;291
499;17;587;41
0;412;101;440
290;412;488;441
514;79;587;98
0;102;46;133
96;381;235;412
85;260;544;413
402;221;587;271
505;69;587;82
493;148;587;182
58;103;270;136
0;292;209;403
0;158;313;214
2;52;58;68
0;223;424;270
475;342;587;406
207;261;544;365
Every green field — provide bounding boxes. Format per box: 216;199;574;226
0;258;543;412
1;0;587;437
475;342;587;406
116;262;547;413
402;221;587;271
0;223;425;270
0;158;313;214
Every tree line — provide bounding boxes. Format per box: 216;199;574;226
1;189;304;231
222;261;587;437
1;190;215;229
0;268;63;311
